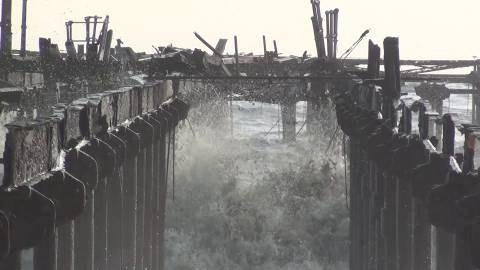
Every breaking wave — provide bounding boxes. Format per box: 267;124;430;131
165;98;349;270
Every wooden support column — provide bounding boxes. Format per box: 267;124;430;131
34;232;57;270
382;37;401;270
20;0;27;57
455;227;474;270
0;252;20;270
413;104;432;270
157;128;168;270
94;177;107;270
135;148;146;270
151;137;161;270
122;150;138;270
435;114;455;270
143;138;154;270
57;222;74;270
435;99;444;148
397;106;413;270
263;35;269;74
349;135;361;270
234;36;239;76
367;40;381;79
360;152;369;270
369;87;383;270
0;0;12;56
74;190;94;270
454;129;475;270
107;168;123;270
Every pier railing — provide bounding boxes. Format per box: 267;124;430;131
0;81;189;270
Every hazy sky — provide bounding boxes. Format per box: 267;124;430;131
10;0;480;59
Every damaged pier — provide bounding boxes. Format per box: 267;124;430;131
2;0;480;270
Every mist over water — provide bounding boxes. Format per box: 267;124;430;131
165;99;349;270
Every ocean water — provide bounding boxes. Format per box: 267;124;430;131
164;99;349;270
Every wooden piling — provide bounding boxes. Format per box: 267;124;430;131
106;169;123;270
273;40;278;57
367;40;381;79
33;231;57;270
263;35;269;74
397;106;413;270
143;138;155;270
157;127;169;269
435;124;455;270
20;0;27;57
151;137;161;270
122;154;138;270
382;37;401;270
0;252;21;270
411;105;432;270
94;180;107;270
135;149;146;270
0;0;12;56
74;191;94;270
57;223;74;270
234;36;239;75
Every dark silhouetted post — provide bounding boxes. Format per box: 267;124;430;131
383;37;400;270
433;114;455;270
20;0;28;57
234;36;239;75
413;103;432;270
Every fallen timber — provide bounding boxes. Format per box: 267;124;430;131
337;37;480;270
0;81;189;270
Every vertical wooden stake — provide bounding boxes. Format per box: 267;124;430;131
234;36;239;76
